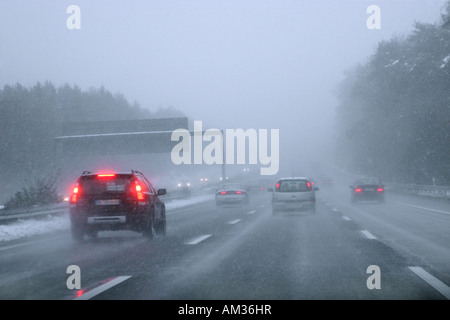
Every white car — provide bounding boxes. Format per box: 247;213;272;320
268;177;318;215
215;183;249;208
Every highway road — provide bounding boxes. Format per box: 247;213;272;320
0;179;449;301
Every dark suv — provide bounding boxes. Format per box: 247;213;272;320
69;170;166;241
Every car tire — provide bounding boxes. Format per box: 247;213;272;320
156;208;166;236
71;222;85;242
143;210;156;240
86;229;98;239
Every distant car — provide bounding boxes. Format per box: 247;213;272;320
176;180;192;197
215;183;249;207
318;176;334;186
69;170;167;242
269;177;318;214
246;180;267;193
350;177;385;203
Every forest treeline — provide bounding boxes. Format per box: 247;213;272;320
334;2;450;185
0;81;185;203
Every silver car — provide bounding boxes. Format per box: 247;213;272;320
215;183;249;208
269;177;318;215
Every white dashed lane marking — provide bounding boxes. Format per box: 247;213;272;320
409;267;450;299
228;219;241;225
185;234;212;245
342;216;351;221
246;210;256;215
74;276;132;300
360;230;377;240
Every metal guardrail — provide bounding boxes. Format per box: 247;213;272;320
0;202;69;224
386;183;450;200
330;166;450;201
0;188;216;224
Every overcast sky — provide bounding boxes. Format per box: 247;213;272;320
0;0;447;174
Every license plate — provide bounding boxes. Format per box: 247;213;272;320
95;199;120;205
364;188;375;192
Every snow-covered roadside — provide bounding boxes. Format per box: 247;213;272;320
163;193;213;210
0;193;213;243
0;215;69;242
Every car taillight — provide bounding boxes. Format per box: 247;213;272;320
220;191;227;194
70;183;80;203
355;188;362;192
377;187;384;192
236;191;242;194
135;182;145;200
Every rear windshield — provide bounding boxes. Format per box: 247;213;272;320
79;175;133;195
354;178;381;185
220;184;245;190
276;180;310;192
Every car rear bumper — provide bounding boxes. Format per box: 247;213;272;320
70;206;148;231
216;195;247;204
272;200;315;211
352;192;384;200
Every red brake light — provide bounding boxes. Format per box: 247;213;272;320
236;191;242;194
70;183;80;203
306;182;311;188
377;188;384;192
98;173;115;178
221;191;227;194
276;183;280;188
355;188;362;192
135;182;145;200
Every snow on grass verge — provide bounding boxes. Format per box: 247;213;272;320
0;215;70;242
0;193;213;242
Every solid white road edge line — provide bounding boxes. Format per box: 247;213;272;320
393;202;450;216
361;230;377;240
74;276;132;300
409;266;450;299
185;234;212;245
